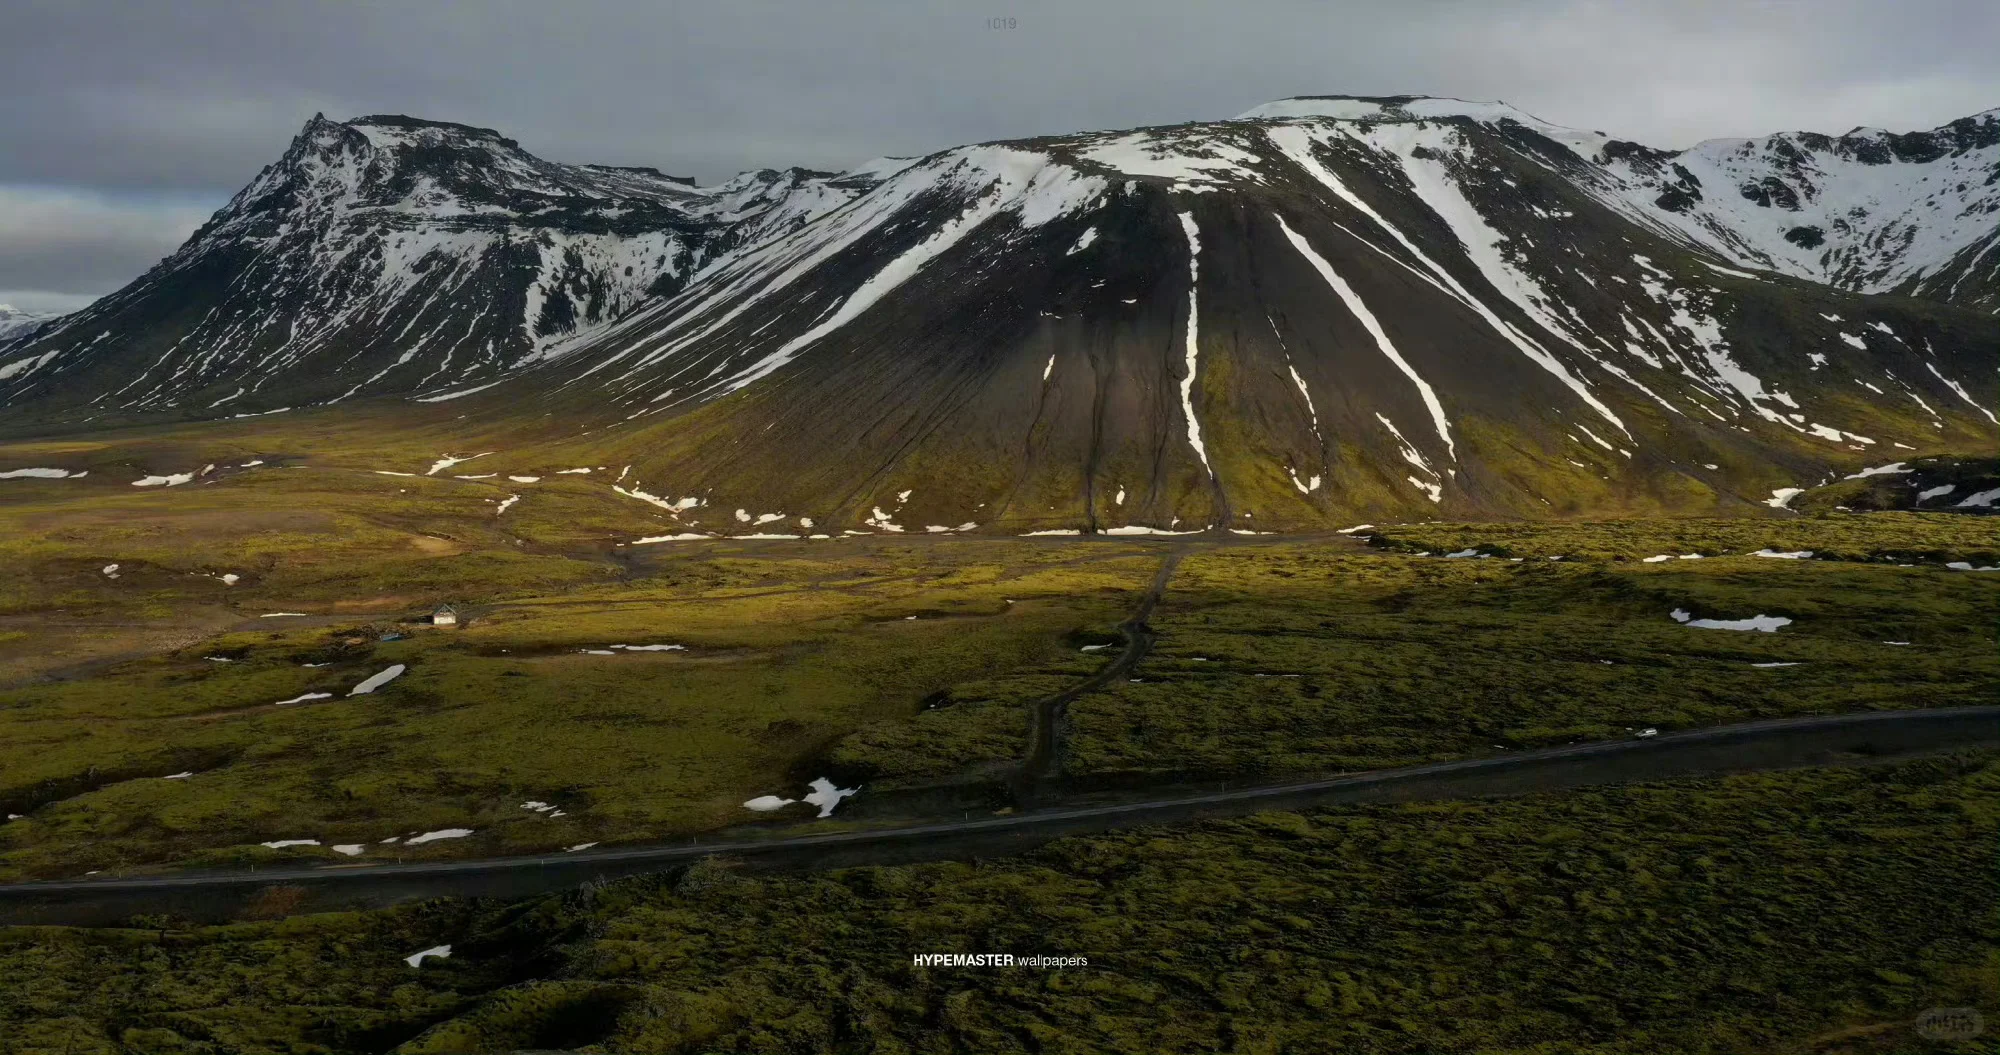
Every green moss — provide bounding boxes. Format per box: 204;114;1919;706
0;531;1159;879
4;754;1992;1053
1061;528;1998;780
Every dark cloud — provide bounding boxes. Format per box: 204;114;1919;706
3;0;1995;300
0;186;216;304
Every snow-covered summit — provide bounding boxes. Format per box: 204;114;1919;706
5;97;1993;431
1239;95;1611;154
1239;94;1572;130
0;112;899;413
1584;109;2000;305
1235;95;1999;309
0;304;62;345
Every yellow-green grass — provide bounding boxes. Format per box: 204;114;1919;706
6;441;1996;881
4;752;1991;1054
0;450;1162;878
1365;511;2000;563
1061;534;2000;780
0;542;1155;879
0;462;651;686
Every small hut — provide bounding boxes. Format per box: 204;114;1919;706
431;604;460;627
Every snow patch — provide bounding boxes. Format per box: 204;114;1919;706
1102;525;1202;536
348;664;406;695
803;777;858;818
1176;211;1214;479
425;453;490;476
405;828;473;845
404;945;452;968
1671;609;1791;632
1276;214;1454;460
1842;462;1908;480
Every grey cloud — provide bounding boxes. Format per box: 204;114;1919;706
0;186;216;298
2;0;1995;302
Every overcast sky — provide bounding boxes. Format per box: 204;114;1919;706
3;0;1994;313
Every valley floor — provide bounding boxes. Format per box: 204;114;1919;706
0;438;1994;1052
4;753;1995;1054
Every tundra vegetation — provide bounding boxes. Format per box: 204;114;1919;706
0;426;1994;1053
2;753;1994;1053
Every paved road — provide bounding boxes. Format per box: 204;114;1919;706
4;704;1996;925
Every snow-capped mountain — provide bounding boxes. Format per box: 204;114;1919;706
0;305;62;343
1244;97;2000;311
0;114;884;414
2;97;1993;528
470;96;1991;530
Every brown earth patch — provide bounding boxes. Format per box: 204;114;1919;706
407;534;463;556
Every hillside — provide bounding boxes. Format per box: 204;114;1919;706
0;97;1993;530
0;114;887;415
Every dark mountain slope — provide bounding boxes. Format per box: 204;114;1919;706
1;99;1991;531
0;115;881;419
469;108;1995;531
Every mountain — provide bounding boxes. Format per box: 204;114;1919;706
487;97;1998;530
0;305;62;344
1242;96;2000;312
2;97;1994;529
0;114;888;416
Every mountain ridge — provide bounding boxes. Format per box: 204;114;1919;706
1;96;1993;531
1236;95;2000;309
479;105;1991;532
0;112;892;416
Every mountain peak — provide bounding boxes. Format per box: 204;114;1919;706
4;95;1993;465
345;113;521;149
1236;94;1572;130
0;109;891;416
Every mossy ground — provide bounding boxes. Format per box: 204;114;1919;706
1061;521;2000;781
2;430;1994;881
4;752;1993;1054
0;449;1160;878
1;424;1996;1052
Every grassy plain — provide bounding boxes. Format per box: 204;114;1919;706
3;751;1993;1053
2;419;1996;884
1062;520;2000;781
0;441;1158;879
2;420;1997;1054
